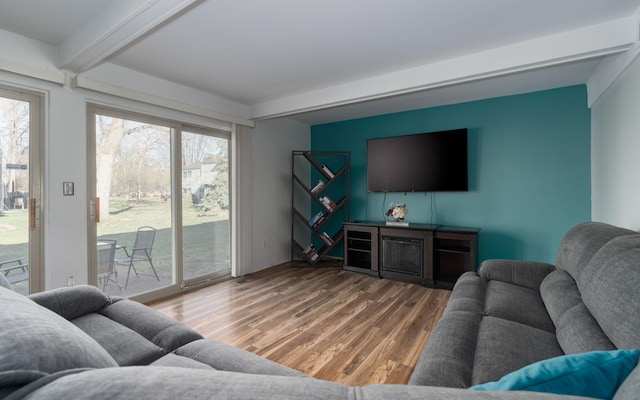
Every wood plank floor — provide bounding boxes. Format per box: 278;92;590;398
148;264;451;386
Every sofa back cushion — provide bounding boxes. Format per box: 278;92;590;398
99;298;203;354
578;234;640;350
555;222;636;281
546;223;640;354
541;270;616;354
30;285;203;366
72;313;166;365
0;286;118;393
29;284;111;319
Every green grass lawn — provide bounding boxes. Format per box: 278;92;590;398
0;209;29;260
1;198;230;282
101;198;230;279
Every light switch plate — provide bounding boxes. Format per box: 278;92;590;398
63;182;74;196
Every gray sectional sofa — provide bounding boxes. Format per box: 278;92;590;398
1;221;639;399
411;221;640;398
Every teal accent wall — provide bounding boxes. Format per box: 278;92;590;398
311;86;591;264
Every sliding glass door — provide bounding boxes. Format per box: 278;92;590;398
88;106;230;299
182;129;230;282
93;111;173;296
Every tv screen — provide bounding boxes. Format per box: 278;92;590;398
367;129;468;192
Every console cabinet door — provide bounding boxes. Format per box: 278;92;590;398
433;230;478;289
379;228;433;286
343;224;379;276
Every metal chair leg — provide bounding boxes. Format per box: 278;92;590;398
148;259;160;281
125;262;134;289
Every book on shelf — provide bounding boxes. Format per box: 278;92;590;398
321;163;335;179
308;211;324;227
303;244;319;261
312;215;326;229
319;195;337;211
310;179;325;194
320;231;334;246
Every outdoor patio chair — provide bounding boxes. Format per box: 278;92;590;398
0;258;29;295
0;271;11;290
0;258;29;286
114;226;160;289
97;239;120;291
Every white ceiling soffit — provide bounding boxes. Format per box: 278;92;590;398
290;59;603;126
251;17;637;121
58;0;202;73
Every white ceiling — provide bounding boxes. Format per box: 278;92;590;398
1;0;640;125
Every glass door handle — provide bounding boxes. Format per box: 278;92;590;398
90;198;101;222
30;198;36;229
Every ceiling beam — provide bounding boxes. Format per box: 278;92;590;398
251;17;637;121
58;0;202;74
0;58;66;85
587;8;640;107
73;74;255;127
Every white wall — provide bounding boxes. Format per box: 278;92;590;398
591;54;640;230
250;118;310;274
46;85;90;287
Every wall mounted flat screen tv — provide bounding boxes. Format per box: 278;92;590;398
367;128;468;192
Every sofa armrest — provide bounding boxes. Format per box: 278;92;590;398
479;259;556;290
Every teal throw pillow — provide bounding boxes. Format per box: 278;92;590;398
469;349;639;400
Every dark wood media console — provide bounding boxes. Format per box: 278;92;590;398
343;221;480;289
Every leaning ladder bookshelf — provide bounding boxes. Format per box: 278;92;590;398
291;151;350;266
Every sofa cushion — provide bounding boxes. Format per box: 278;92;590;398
484;280;555;333
18;366;584;400
555;222;636;280
578;235;640;350
442;272;486;314
554;304;617;353
409;311;483;387
540;270;583;323
150;353;216;370
363;384;585;400
411;273;562;388
541;270;616;354
30;286;203;367
72;313;165;366
0;286;117;391
471;316;563;385
470;349;639;400
479;259;555;290
29;285;111;320
21;367;335;400
99;298;202;353
174;339;306;377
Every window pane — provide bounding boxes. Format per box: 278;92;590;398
182;131;230;281
96;114;173;296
